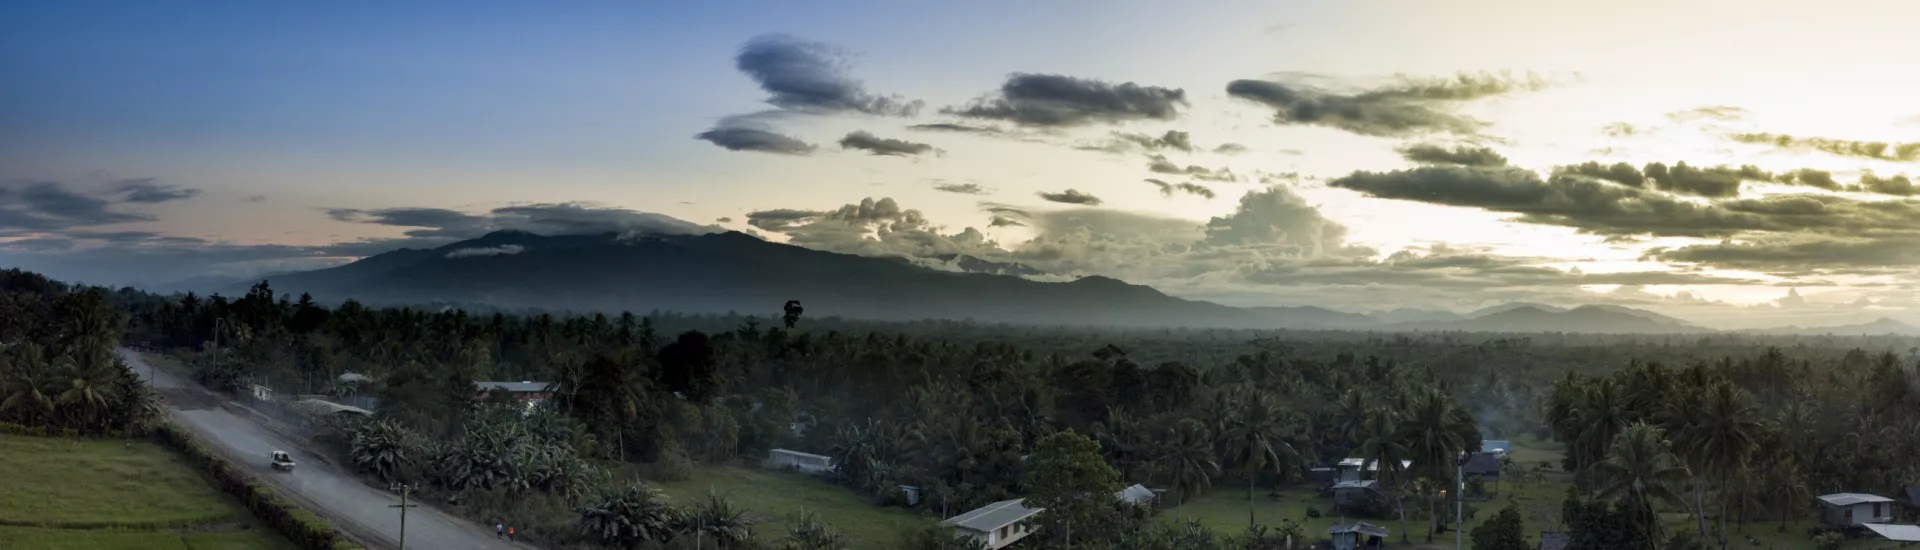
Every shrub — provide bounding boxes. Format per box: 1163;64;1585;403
1304;505;1323;519
641;445;696;483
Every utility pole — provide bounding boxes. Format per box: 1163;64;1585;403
390;484;419;549
1456;458;1464;550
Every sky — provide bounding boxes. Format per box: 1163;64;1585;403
4;0;1919;329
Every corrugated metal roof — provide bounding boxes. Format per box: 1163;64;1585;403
1337;458;1412;470
1332;480;1379;490
1540;531;1571;550
769;448;831;461
292;399;371;416
475;381;550;393
1117;484;1155;504
942;498;1042;533
1818;493;1895;506
1327;522;1389;537
1464;452;1504;475
1864;524;1920;542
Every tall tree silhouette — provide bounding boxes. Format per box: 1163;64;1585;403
782;300;804;329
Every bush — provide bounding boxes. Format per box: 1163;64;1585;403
152;422;367;550
641;445;696;483
1304;504;1323;519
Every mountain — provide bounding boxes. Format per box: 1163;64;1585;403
246;230;1266;329
1367;308;1464;325
1748;317;1920;335
1392;305;1711;334
1465;302;1567;318
1243;306;1380;329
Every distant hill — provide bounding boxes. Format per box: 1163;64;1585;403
241;230;1268;329
1391;305;1712;334
199;230;1726;333
1747;317;1920;335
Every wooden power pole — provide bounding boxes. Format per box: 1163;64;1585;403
390;484;419;549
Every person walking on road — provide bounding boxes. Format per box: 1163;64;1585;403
507;526;515;540
496;522;504;538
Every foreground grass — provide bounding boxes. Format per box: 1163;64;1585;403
0;435;295;549
651;465;935;550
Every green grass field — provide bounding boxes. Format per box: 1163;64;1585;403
650;465;936;549
0;435;295;549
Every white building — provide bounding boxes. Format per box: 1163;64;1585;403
1817;493;1896;527
942;498;1041;549
1336;458;1412;482
766;449;834;475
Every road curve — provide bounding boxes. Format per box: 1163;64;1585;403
123;348;535;550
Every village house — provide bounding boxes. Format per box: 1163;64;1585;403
1332;479;1382;509
1462;451;1504;493
1327;521;1388;550
765;448;834;475
942;498;1041;550
1817;493;1896;528
1336;457;1412;482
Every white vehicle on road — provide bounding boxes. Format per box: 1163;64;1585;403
271;450;296;471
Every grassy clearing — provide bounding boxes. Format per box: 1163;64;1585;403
0;435;295;549
650;465;936;550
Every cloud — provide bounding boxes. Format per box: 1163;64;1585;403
445;244;525;259
1859;172;1916;196
988;215;1025;227
1397;144;1508;167
945;73;1187;127
329;202;724;239
243;195;268;203
744;208;824;231
1227;72;1545;137
746;197;1003;261
1037;189;1103;205
733;34;921;116
1146;154;1238;182
112;178;202;204
0;181;155;234
906;123;1007;135
716;217;733;223
1648;236;1920;275
1213;143;1248;154
1666;106;1748;123
1731;132;1920;162
930;181;988;195
1118;130;1192;152
1145;178;1215;199
694;114;816;155
1201;186;1355;257
838;131;935;156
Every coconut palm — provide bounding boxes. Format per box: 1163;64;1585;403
1223;392;1297;528
1156;418;1220;510
680;491;757;549
1593;423;1690;550
1678;382;1764;549
1357;408;1410;541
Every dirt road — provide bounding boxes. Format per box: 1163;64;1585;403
123;348;533;550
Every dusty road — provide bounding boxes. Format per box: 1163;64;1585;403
123;348;534;550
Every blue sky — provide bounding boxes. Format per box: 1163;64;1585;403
4;0;1919;328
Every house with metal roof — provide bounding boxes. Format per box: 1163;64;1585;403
1327;521;1387;549
942;498;1042;549
1817;493;1896;527
1116;484;1156;506
1336;458;1412;482
766;448;834;476
1864;523;1920;543
1333;479;1383;509
1538;531;1571;550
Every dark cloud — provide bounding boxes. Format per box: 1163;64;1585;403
1397;144;1508;167
1037;189;1103;205
906;123;1007;135
1146;154;1238;182
716;217;733;223
1731;132;1920;162
1331;164;1920;242
330;203;723;239
1214;143;1248;154
838;131;935;157
1550;161;1836;197
980;203;1030;218
988;215;1025;227
694;115;816;155
243;195;267;203
1226;72;1544;137
1648;236;1920;275
1119;130;1192;152
0;181;155;234
733;34;920;116
744;208;824;231
945;73;1187;127
1145;179;1214;199
931;182;988;195
112;178;202;204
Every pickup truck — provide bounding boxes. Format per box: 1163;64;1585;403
271;450;296;471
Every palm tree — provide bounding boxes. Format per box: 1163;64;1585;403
681;491;756;549
1593;423;1690;550
55;344;122;432
0;347;57;428
1574;377;1630;494
1156;418;1220;512
1223;392;1297;528
1395;389;1472;539
777;511;846;550
1357;408;1410;542
1679;382;1763;550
